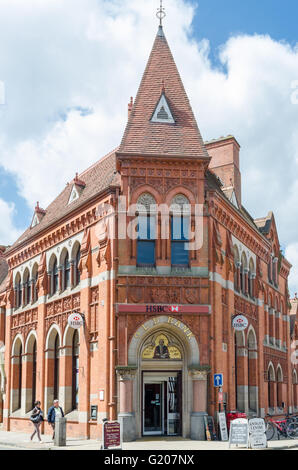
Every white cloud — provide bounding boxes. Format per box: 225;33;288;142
0;199;21;245
0;0;298;292
286;244;298;295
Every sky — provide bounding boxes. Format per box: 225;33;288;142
0;0;298;294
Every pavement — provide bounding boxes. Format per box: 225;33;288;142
0;430;296;450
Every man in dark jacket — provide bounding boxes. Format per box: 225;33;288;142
47;399;65;440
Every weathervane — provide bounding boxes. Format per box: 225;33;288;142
156;0;166;26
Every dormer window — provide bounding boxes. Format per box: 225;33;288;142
31;202;46;228
151;93;175;124
68;173;86;205
68;185;80;204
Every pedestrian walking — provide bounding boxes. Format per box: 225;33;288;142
47;399;64;440
30;401;44;443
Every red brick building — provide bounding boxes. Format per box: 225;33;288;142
0;24;296;441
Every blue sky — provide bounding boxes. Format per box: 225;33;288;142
0;0;298;292
193;0;298;53
3;0;298;230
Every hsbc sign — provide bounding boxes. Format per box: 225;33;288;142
68;312;84;329
232;315;249;331
145;305;180;313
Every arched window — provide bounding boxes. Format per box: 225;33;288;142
52;258;59;295
248;259;255;299
63;252;71;291
32;264;38;303
23;269;31;306
32;340;37;409
276;366;283;408
136;193;156;267
72;330;79;410
247;329;257;412
171;195;190;267
234;246;240;292
53;334;60;400
74;248;81;287
15;274;22;309
240;252;247;295
18;343;22;410
268;364;275;409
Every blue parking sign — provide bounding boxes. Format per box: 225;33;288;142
214;373;223;387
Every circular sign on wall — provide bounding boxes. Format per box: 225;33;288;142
68;312;84;330
232;315;249;331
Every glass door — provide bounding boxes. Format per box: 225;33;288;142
167;376;181;436
143;383;163;435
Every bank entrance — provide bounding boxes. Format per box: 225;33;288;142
143;371;182;436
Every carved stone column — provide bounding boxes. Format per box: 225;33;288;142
189;369;208;441
116;367;137;442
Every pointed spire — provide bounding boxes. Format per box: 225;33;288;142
118;26;209;160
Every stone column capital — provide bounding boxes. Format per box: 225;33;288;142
189;368;209;381
116;366;137;381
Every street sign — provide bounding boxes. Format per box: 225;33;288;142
214;373;223;387
218;412;229;442
232;315;249;331
229;418;249;448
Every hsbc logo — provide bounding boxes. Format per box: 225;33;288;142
145;305;180;313
170;305;179;313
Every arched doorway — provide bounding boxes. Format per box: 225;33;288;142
268;363;275;410
234;330;246;412
118;316;204;441
247;328;258;413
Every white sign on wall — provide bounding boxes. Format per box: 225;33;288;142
232;315;249;331
68;312;84;330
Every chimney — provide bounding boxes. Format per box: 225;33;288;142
205;135;241;207
128;97;133;118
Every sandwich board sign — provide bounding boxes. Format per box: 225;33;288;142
102;421;122;450
249;418;267;449
218;412;229;442
229;418;249;448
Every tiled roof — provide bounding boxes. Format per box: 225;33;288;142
0;254;8;294
118;26;209;160
7;149;118;253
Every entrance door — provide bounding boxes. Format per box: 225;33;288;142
143;373;182;436
143;383;163;435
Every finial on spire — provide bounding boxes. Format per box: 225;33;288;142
156;0;166;27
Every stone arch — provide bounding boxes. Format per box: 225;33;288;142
267;362;275;409
131;185;160;206
61;325;80;414
276;364;284;408
247;326;257;349
24;331;38;412
165;186;196;206
11;335;24;413
59;246;69;266
247;326;258;412
45;324;61;411
47;252;58;272
123;316;203;440
234;330;246;412
128;316;199;367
